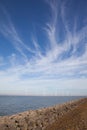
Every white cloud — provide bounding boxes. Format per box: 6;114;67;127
0;0;87;95
0;78;87;96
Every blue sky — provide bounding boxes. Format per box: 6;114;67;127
0;0;87;96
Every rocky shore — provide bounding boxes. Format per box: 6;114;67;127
0;98;87;130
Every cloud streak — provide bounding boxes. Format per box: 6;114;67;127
0;5;38;62
0;0;87;95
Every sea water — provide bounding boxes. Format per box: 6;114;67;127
0;96;85;116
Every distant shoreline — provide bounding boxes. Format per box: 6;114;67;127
0;95;87;96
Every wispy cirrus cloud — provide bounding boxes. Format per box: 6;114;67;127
0;0;87;78
0;5;39;62
0;0;87;95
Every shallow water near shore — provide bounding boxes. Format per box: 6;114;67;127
0;96;85;116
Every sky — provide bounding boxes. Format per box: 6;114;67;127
0;0;87;96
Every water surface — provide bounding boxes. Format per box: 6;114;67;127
0;96;85;116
